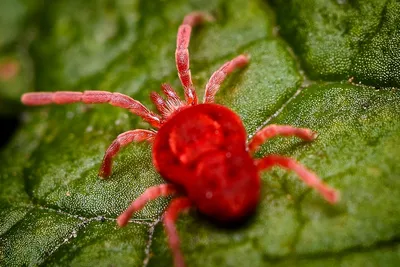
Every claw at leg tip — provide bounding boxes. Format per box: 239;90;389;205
98;172;108;180
326;189;340;204
234;54;250;68
311;131;319;140
241;53;251;61
204;13;215;22
117;215;128;227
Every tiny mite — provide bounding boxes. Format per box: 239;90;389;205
21;12;339;267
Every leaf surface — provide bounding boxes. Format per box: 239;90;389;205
1;0;399;266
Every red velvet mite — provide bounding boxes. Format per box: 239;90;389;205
21;12;339;267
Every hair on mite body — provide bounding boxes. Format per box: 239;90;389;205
21;11;339;267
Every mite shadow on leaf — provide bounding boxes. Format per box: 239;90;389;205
0;116;19;149
299;188;346;218
190;207;258;231
255;138;316;159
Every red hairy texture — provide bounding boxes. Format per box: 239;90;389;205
21;92;53;105
153;104;247;183
189;150;260;221
81;91;112;103
169;113;224;164
152;104;257;221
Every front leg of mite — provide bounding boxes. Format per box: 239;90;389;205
150;83;185;120
176;12;214;105
203;54;249;103
21;91;162;128
256;155;339;203
163;197;192;267
99;129;156;178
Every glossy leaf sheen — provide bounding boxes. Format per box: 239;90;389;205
1;0;399;266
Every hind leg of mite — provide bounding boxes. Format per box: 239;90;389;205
256;155;339;203
248;124;317;154
117;184;179;226
163;197;192;267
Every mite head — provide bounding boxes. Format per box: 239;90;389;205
187;150;261;222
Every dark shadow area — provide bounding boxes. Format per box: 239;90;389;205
195;205;259;231
0;116;19;149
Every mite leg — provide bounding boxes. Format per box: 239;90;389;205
256;155;339;204
21;91;162;128
150;84;185;119
163;197;192;267
161;83;183;103
203;54;249;103
160;83;185;118
99;129;156;178
117;184;179;227
176;12;214;105
150;92;168;118
248;124;317;154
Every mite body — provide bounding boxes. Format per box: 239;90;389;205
153;103;260;222
21;12;339;267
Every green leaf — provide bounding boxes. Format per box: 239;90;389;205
270;0;400;87
1;0;399;266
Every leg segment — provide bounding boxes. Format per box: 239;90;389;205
150;92;168;117
248;124;317;154
161;83;185;116
256;155;339;204
150;84;185;119
21;91;162;128
99;129;156;178
176;12;214;105
117;184;179;227
161;83;182;103
203;54;249;103
163;197;192;267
